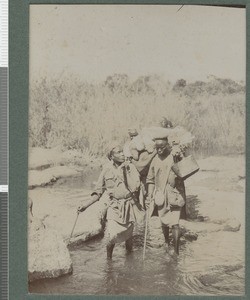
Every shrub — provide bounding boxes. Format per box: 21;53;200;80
29;74;245;157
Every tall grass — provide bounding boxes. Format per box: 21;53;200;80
29;74;245;157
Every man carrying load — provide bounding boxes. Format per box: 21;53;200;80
146;138;186;255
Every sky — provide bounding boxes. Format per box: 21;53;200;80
29;5;246;84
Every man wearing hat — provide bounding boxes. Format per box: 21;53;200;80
78;142;142;259
146;138;186;255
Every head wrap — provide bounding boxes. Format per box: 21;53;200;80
128;128;138;137
155;138;169;148
107;141;121;160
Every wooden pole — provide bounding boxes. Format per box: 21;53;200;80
69;211;79;239
143;210;149;260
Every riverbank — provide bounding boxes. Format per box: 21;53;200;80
28;147;245;284
28;147;245;239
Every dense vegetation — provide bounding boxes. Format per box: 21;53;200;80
29;74;245;157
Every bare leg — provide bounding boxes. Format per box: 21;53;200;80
107;241;115;259
125;236;133;253
180;204;187;220
161;225;170;246
172;224;180;255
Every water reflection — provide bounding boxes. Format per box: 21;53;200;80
29;225;244;296
29;185;244;296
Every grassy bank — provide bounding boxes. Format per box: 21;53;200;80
29;74;245;157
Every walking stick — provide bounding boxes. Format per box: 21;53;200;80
143;209;149;260
68;211;79;241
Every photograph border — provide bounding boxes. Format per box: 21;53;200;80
9;0;249;299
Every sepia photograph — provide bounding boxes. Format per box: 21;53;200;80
27;4;245;296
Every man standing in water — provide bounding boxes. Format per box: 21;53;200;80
157;117;187;220
78;143;142;259
146;138;185;255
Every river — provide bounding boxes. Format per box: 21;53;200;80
29;166;245;296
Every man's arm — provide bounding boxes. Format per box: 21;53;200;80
145;161;155;205
78;168;106;212
78;193;100;212
147;183;155;199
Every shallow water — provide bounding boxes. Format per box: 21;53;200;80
29;173;245;296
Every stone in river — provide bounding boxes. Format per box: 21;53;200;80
28;218;73;282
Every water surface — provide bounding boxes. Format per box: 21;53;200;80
29;173;245;296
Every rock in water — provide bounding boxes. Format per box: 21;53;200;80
223;218;241;232
183;231;198;241
28;219;73;282
67;193;109;246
